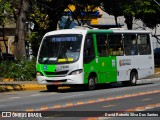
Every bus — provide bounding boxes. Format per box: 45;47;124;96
36;27;154;91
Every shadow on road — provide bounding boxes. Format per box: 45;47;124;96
39;82;154;93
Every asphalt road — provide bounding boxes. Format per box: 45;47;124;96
0;78;160;120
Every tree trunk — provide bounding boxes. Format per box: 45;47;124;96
14;0;29;59
2;24;8;54
114;16;118;27
124;15;133;30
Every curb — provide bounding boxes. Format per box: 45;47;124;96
0;83;46;92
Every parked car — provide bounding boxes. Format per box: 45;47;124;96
154;48;160;67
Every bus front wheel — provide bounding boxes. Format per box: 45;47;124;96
86;76;96;90
46;85;58;92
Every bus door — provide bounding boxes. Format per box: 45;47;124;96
83;34;97;84
108;34;124;82
96;34;117;83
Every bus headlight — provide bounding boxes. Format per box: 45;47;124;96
36;72;43;76
69;69;83;75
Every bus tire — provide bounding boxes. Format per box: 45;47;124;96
46;85;58;92
130;72;137;86
88;76;96;90
122;72;137;86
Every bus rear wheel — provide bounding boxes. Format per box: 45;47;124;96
122;72;137;86
46;85;58;92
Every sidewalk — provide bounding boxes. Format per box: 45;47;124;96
0;68;160;92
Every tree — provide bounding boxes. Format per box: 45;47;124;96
134;0;160;29
102;0;136;29
13;0;29;59
102;0;160;30
101;0;123;27
28;0;102;57
0;0;13;54
0;0;30;59
27;0;71;57
29;0;101;31
29;0;70;32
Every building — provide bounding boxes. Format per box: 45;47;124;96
0;21;15;55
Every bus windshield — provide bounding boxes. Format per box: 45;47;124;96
38;34;82;64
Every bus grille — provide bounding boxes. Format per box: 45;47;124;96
44;70;69;76
46;79;67;82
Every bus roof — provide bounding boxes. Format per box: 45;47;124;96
44;29;88;37
87;29;151;34
44;28;151;37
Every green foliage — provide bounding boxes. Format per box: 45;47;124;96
29;4;49;30
0;0;13;26
0;59;36;81
102;0;160;29
134;0;160;29
26;32;43;57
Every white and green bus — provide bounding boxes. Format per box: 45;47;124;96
36;27;154;91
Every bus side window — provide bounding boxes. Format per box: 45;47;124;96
108;34;123;56
96;34;108;56
138;34;151;55
83;34;95;63
124;34;138;55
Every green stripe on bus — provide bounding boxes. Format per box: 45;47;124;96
36;64;56;76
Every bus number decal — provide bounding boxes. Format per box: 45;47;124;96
61;65;69;69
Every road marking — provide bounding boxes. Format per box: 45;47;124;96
26;89;160;111
135;106;146;111
87;100;96;103
61;94;84;99
26;108;34;112
141;98;152;101
66;103;74;107
46;93;57;95
127;103;160;111
103;105;115;108
98;98;105;102
76;102;85;105
52;105;62;109
40;106;49;110
30;94;42;97
9;97;21;99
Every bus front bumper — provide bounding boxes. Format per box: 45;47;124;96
36;73;83;85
